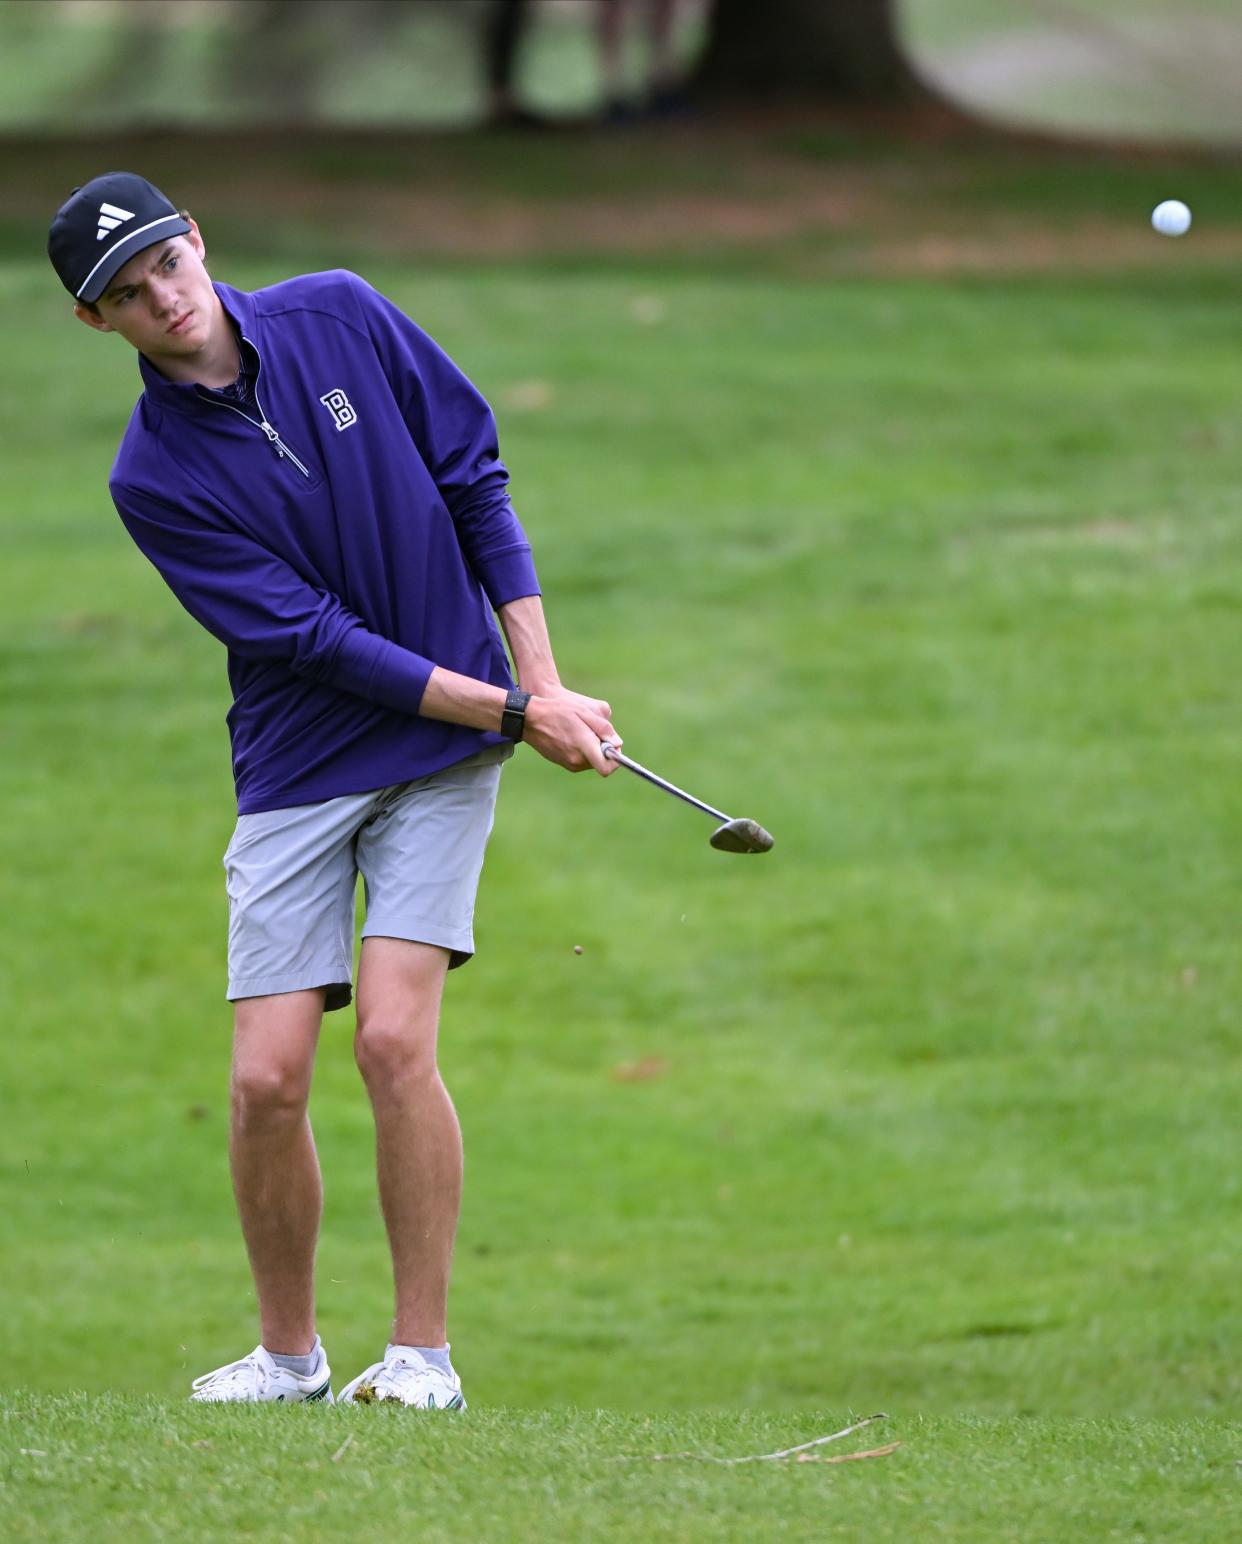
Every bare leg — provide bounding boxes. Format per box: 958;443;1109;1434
645;0;679;96
354;937;458;1348
229;990;324;1354
485;0;533;122
596;0;627;109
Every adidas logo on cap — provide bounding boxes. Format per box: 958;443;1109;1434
96;202;135;241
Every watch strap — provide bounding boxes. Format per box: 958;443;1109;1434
501;687;532;741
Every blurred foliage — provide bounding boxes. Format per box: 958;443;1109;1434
0;0;708;130
2;1;1241;144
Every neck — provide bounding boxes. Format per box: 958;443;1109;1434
148;291;241;389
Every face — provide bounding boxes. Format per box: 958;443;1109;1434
75;221;221;366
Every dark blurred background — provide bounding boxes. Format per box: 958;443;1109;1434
2;0;1240;143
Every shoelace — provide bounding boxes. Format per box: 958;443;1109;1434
191;1352;272;1399
378;1358;433;1387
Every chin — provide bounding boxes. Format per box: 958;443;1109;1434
169;321;205;350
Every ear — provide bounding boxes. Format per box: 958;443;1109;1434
185;218;206;263
74;302;114;334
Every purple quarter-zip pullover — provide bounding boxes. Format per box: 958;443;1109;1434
109;270;540;813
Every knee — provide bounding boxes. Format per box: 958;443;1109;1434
354;1017;438;1089
230;1062;310;1125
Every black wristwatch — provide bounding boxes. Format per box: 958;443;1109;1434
502;687;532;741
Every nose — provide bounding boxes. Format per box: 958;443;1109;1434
148;276;177;316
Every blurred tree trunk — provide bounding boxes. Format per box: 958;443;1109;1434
692;0;926;102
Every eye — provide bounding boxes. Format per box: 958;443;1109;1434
116;290;136;304
164;255;179;272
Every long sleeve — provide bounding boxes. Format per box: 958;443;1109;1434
112;481;436;716
348;273;542;609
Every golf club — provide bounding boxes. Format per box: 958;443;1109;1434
600;742;773;854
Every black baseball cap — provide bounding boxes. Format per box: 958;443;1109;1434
48;171;191;304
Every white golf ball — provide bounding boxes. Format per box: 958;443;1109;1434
1152;199;1192;237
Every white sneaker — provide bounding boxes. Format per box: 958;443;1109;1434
189;1342;334;1404
338;1344;466;1408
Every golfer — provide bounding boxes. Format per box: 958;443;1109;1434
48;172;621;1407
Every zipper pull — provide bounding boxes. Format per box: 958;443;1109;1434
259;421;284;456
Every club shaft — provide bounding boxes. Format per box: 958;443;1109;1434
602;744;730;824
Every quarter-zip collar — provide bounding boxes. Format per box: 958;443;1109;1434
137;281;312;478
137;281;259;417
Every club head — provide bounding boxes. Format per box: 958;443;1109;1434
709;818;774;854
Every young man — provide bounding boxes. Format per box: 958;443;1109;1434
48;172;621;1408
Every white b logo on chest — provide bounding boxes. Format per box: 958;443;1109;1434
319;388;357;431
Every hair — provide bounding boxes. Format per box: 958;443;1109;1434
79;208;192;314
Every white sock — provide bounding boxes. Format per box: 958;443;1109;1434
266;1335;321;1377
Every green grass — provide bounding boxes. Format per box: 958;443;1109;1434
5;136;1242;1535
3;1400;1240;1542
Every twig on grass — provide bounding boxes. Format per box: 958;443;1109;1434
647;1412;894;1465
795;1441;902;1464
331;1433;355;1463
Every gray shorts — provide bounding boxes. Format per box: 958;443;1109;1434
223;746;512;1012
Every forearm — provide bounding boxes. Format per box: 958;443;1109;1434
497;595;560;692
417;597;620;776
418;660;614;779
418;597;559;733
419;593;552;728
418;666;508;732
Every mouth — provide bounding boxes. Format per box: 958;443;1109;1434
167;311;193;336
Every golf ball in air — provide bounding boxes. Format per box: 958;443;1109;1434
1152;200;1192;237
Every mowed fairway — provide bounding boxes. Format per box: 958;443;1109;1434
3;158;1242;1536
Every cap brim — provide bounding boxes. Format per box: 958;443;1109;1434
76;213;192;302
